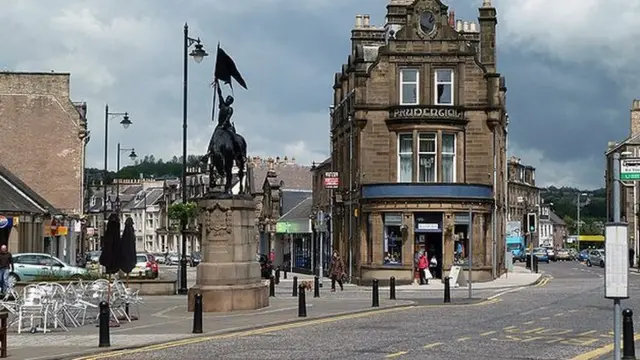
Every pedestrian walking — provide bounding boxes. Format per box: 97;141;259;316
328;251;345;292
418;251;429;285
630;248;635;268
0;245;14;295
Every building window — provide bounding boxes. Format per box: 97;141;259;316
398;133;413;182
366;214;373;264
400;69;419;105
383;213;403;265
441;133;456;182
434;69;454;105
418;133;436;182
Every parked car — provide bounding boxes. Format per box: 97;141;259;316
532;247;550;263
586;249;605;268
190;252;201;267
544;247;556;261
577;249;590;262
154;253;166;264
166;253;180;265
10;253;89;286
129;253;159;279
257;254;273;279
556;248;572;261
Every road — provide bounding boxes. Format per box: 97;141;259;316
97;261;640;360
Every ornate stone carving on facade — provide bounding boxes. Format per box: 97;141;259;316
201;202;233;241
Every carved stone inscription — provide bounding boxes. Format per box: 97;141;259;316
202;202;232;242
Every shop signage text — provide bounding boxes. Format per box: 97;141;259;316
389;106;465;121
324;171;339;189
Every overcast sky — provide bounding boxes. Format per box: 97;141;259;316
1;0;637;190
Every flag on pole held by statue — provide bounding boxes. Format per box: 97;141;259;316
213;44;247;90
211;44;247;121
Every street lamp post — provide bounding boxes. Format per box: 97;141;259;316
102;105;132;238
179;23;208;295
115;143;137;213
576;192;588;251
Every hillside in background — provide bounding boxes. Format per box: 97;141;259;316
540;186;606;235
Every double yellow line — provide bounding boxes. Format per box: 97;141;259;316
535;276;552;287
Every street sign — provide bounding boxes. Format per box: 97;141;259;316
324;171;339;189
620;157;640;180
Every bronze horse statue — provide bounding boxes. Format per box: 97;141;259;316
202;86;248;194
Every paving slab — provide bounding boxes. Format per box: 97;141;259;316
9;294;415;360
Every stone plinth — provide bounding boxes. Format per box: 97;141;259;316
188;194;269;312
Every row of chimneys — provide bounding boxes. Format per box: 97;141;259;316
353;11;479;33
248;156;297;165
354;14;371;28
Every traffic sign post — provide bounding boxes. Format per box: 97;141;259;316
620;157;640;180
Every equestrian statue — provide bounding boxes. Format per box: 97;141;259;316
201;81;248;195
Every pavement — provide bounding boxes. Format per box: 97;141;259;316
7;263;543;360
40;260;640;360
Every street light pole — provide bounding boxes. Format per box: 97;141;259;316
116;143;137;214
179;23;208;295
102;105;131;241
576;192;588;251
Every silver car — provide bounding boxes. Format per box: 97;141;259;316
586;249;605;268
10;253;89;286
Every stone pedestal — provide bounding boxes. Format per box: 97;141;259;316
188;194;269;312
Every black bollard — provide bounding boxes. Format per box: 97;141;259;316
444;276;451;303
269;275;275;297
372;278;380;307
623;309;636;359
389;276;396;300
284;269;288;279
275;268;280;285
298;284;307;317
314;276;320;298
193;293;203;334
533;257;539;273
125;303;130;317
98;301;110;347
292;276;298;297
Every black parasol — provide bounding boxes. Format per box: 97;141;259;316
100;213;121;274
120;217;137;274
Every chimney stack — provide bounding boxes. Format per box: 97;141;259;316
631;99;640;135
463;21;470;32
448;11;455;28
456;19;463;32
363;14;370;27
482;0;492;7
355;14;363;28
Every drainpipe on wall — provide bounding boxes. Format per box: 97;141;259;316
492;130;498;279
348;114;354;282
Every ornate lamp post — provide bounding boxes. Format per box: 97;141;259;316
178;23;209;295
102;106;131;242
115;143;137;213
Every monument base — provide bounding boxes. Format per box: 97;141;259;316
188;283;269;312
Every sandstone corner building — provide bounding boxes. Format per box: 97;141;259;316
327;0;507;284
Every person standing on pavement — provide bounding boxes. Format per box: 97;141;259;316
418;251;428;285
329;251;345;292
630;248;635;268
0;245;14;295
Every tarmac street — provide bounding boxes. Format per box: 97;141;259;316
67;261;640;360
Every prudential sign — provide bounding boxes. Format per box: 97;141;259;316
621;158;640;180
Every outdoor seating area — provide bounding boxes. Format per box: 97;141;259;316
0;279;143;334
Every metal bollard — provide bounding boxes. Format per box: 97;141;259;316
389;276;396;300
623;309;636;359
372;278;380;307
292;276;298;297
192;293;203;334
533;257;539;273
314;276;320;298
298;284;307;317
444;276;451;303
98;301;110;347
275;268;280;285
284;269;288;279
269;275;276;297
